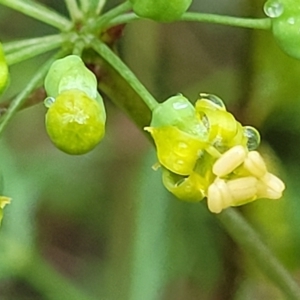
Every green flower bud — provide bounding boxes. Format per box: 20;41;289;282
45;89;106;155
264;0;300;59
0;43;9;95
44;55;106;155
0;196;11;225
45;55;97;99
130;0;193;22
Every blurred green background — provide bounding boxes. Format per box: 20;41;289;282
1;0;300;299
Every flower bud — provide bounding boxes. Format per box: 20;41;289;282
0;43;9;95
264;0;300;59
130;0;193;22
0;196;11;225
212;145;247;177
45;90;106;155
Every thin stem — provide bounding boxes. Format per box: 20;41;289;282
5;37;64;66
88;1;132;32
64;0;83;22
19;251;97;300
0;52;64;136
2;34;65;54
0;0;72;31
106;12;139;27
79;0;90;14
216;208;300;300
91;39;158;111
181;13;271;30
107;12;271;31
72;39;85;56
96;0;106;15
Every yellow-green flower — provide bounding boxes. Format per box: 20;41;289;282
0;196;11;225
0;43;9;95
146;93;285;213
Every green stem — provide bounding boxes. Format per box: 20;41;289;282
0;52;64;136
107;12;271;31
96;0;106;15
91;39;158;111
106;12;139;27
2;34;65;54
88;1;132;32
19;251;96;300
181;13;271;30
79;0;90;14
64;0;83;22
5;37;64;66
0;0;72;31
73;39;85;56
216;208;300;300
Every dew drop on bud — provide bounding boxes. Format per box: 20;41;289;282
44;97;55;108
263;0;284;18
244;126;261;150
199;93;226;109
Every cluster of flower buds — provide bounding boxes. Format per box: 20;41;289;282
0;42;9;95
44;55;106;155
145;94;285;213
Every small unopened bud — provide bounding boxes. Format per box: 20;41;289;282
226;177;257;203
257;172;285;199
207;177;258;213
212;145;247;177
243;151;267;178
207;179;232;213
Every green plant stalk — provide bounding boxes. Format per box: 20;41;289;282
107;12;271;30
0;52;64;136
88;1;132;32
79;0;90;14
96;0;106;15
64;0;83;22
92;39;158;111
217;207;300;300
181;13;271;30
19;251;97;300
2;34;65;54
5;38;65;66
0;0;72;31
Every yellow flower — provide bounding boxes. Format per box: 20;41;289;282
0;43;9;95
0;196;11;225
146;93;285;213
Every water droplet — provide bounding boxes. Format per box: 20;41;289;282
199;93;225;109
44;97;55;108
263;0;284;18
244;126;261;150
